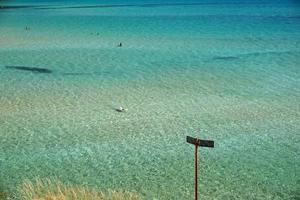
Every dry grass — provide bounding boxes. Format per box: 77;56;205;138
19;178;142;200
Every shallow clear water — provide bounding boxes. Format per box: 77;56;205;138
0;1;300;199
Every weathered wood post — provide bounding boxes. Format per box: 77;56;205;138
187;136;214;200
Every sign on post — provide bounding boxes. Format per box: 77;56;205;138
187;136;214;200
187;136;214;148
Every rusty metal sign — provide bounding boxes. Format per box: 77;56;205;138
187;136;214;148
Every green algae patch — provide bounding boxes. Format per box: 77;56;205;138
0;191;7;200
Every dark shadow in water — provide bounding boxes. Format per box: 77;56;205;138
0;5;39;10
287;15;300;19
5;66;52;73
35;2;256;10
213;56;239;60
36;1;284;9
241;50;299;58
4;66;116;76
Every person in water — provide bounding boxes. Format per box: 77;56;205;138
116;107;127;112
118;42;122;47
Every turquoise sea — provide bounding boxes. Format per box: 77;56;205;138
0;0;299;199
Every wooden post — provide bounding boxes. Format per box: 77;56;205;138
187;136;214;200
195;144;198;200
